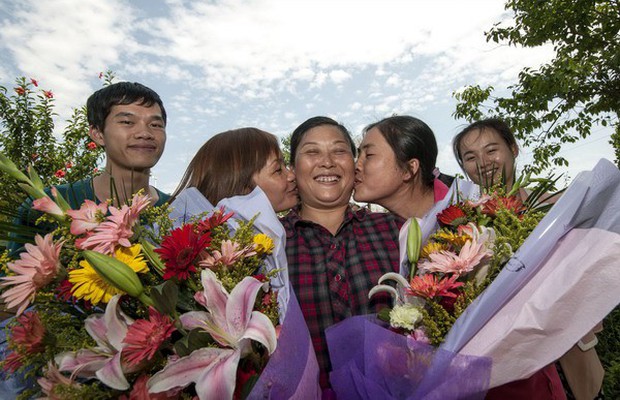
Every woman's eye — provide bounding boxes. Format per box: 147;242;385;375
120;120;133;125
151;122;165;129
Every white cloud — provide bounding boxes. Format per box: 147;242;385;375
1;0;134;114
329;69;351;84
0;0;604;192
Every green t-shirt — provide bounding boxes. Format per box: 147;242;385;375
7;178;170;254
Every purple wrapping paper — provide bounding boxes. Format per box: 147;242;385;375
249;290;321;400
327;315;490;400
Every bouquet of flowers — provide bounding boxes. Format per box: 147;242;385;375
0;154;320;400
369;180;547;346
327;159;620;399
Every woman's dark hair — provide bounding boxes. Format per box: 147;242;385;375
171;128;281;205
453;118;518;169
289;116;355;164
87;82;167;130
364;115;438;189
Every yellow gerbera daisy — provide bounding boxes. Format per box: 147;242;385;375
69;244;148;305
434;231;471;248
253;234;274;255
420;241;449;259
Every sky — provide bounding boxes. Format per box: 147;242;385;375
0;0;614;194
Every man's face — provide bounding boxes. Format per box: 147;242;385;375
90;102;166;173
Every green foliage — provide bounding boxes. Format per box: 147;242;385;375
453;0;620;173
611;124;620;168
280;133;292;165
0;76;104;220
599;305;620;396
45;381;118;400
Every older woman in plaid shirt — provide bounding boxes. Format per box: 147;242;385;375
280;116;403;392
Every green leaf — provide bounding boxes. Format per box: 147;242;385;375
150;281;179;315
174;329;213;357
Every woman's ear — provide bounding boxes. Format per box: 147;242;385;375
89;126;105;147
403;158;420;181
511;144;519;158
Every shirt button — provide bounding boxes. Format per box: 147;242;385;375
330;243;337;250
335;274;342;282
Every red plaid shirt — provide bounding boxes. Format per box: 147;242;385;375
281;206;404;389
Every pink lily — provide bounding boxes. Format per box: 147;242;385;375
32;188;64;218
66;199;108;235
457;222;497;283
0;233;63;315
55;295;133;390
457;222;496;249
198;240;256;269
148;269;277;399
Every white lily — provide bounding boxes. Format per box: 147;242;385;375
368;272;425;308
148;269;277;400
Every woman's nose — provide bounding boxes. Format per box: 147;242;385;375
286;167;295;182
320;153;335;167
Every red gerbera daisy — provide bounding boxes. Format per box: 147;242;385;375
480;195;525;217
196;207;234;233
122;307;176;367
406;274;464;299
437;204;468;227
155;224;211;280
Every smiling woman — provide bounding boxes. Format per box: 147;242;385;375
280;116;403;392
453;118;605;400
170;127;297;213
452;118;518;189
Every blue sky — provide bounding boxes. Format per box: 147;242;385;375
0;0;614;194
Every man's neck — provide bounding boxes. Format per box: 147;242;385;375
299;203;349;236
92;169;155;205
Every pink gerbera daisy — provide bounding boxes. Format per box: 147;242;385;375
0;234;63;315
418;238;489;276
76;193;150;254
122;307;176;367
3;312;47;373
10;311;46;353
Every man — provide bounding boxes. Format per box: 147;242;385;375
60;81;168;207
9;82;170;253
0;81;170;397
